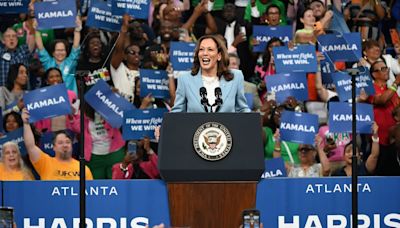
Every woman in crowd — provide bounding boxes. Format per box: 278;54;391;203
0;63;28;115
34;17;82;94
171;34;250;112
0;141;34;180
258;4;286;26
112;137;160;179
287;137;331;177
34;67;80;134
294;8;317;45
3;111;23;133
332;123;380;176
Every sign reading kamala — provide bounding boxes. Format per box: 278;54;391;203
24;84;71;123
273;45;317;73
280;111;319;145
261;158;287;179
332;67;375;101
0;0;28;14
140;69;170;99
265;73;308;104
318;33;362;62
0;128;27;156
84;80;134;128
86;1;121;32
252;25;292;52
169;42;195;71
256;177;400;228
3;180;170;228
122;109;167;140
328;102;374;134
111;0;149;19
34;0;77;30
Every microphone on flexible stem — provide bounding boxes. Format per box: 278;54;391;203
214;87;223;113
200;87;209;113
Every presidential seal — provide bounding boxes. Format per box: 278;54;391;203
193;122;232;161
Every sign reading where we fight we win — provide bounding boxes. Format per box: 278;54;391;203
265;73;308;104
34;0;77;30
0;0;28;14
273;45;317;73
332;67;375;101
252;25;292;52
318;33;362;62
111;0;149;19
169;42;196;71
86;1;121;32
280;111;319;145
140;69;170;99
84;80;134;128
0;128;27;155
122;109;167;140
24;84;71;123
328;102;374;134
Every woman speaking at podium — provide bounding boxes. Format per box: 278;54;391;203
171;35;250;113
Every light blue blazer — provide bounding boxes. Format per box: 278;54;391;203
171;69;251;113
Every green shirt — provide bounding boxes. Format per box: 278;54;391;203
12;22;54;47
263;127;300;164
244;0;286;24
191;0;224;11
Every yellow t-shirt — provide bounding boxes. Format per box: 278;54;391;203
0;163;32;180
33;151;93;180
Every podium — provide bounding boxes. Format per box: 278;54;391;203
158;113;264;228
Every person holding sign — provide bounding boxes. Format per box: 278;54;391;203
0;141;34;180
332;123;380;176
367;60;400;146
171;34;250;113
22;109;93;180
33;16;82;94
33;68;80;134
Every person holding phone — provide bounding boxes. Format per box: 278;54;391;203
112;137;160;179
171;34;250;113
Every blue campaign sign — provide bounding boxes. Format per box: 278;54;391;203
34;0;77;30
257;177;400;227
265;72;308;104
122;108;167;140
252;25;292;52
318;32;362;62
0;128;27;156
111;0;150;19
3;180;171;227
140;69;170;99
0;108;3;133
24;84;71;123
273;45;318;73
0;0;28;14
169;42;196;71
280;111;319;145
86;1;122;32
320;52;335;87
261;158;287;178
84;80;135;128
244;93;254;110
328;102;374;134
332;68;375;101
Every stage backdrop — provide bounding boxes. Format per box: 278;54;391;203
2;177;400;227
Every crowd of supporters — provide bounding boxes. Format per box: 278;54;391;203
0;0;399;180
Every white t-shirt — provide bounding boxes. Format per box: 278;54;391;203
89;113;111;155
111;63;140;103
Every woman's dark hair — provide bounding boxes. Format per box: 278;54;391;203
266;4;281;14
6;63;27;91
296;7;313;30
42;67;63;87
3;111;23;133
82;32;103;59
191;34;233;81
49;39;70;55
262;37;284;72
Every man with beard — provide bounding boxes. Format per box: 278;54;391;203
22;108;93;180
